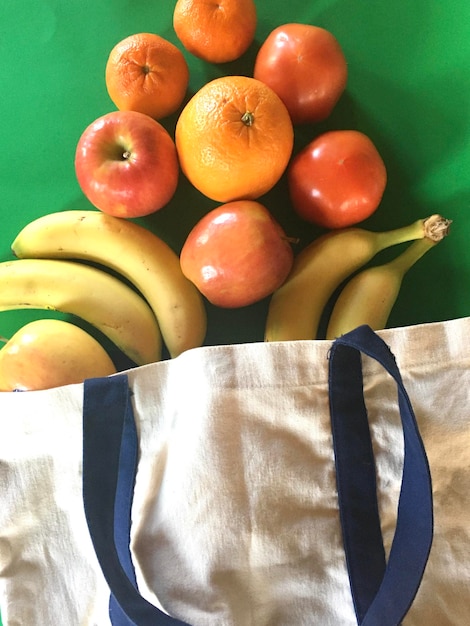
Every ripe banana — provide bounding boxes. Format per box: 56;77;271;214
265;214;451;342
12;210;207;358
0;259;162;366
325;223;451;338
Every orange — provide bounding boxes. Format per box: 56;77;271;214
175;75;294;202
173;0;257;64
105;32;190;120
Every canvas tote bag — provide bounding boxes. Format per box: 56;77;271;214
0;319;469;625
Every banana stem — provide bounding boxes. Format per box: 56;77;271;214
373;214;451;252
384;215;451;277
385;237;437;278
423;214;452;241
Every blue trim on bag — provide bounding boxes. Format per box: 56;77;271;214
328;343;386;620
328;325;434;625
82;325;433;626
83;375;190;625
108;381;140;625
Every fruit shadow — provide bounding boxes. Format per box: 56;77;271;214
203;297;270;347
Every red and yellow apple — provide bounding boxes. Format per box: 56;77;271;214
180;200;295;308
0;319;116;391
74;110;179;218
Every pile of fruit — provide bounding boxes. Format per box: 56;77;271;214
0;0;451;391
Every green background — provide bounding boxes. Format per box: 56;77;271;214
0;0;470;619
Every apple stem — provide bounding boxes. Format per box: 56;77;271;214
122;150;131;160
0;336;9;344
283;235;300;245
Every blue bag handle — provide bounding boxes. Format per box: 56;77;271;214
82;325;433;626
328;325;433;625
82;374;190;626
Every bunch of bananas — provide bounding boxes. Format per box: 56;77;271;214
0;209;450;389
2;210;207;369
265;213;451;342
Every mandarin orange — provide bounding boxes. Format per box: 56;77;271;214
105;32;189;120
173;0;257;63
174;75;294;202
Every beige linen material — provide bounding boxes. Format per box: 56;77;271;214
0;317;469;625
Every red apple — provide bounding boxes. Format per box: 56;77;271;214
74;110;179;218
180;201;294;308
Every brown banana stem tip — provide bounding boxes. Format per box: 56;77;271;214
423;214;452;242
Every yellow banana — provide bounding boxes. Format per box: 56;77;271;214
0;259;161;366
265;214;451;342
12;210;207;358
325;224;451;338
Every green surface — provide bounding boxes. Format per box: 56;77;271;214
1;0;469;352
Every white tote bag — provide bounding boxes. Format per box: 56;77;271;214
0;320;469;626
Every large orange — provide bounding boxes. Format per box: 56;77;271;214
173;0;257;64
105;32;190;120
175;75;294;202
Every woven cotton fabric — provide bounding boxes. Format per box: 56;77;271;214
1;318;469;625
